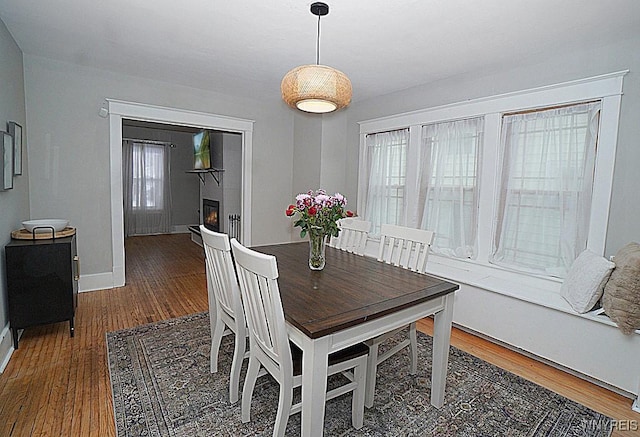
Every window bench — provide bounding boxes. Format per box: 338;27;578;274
426;257;637;333
362;243;640;410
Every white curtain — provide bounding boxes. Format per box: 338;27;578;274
491;102;601;276
362;129;409;236
123;141;172;237
417;118;483;259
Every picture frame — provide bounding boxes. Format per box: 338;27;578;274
2;131;13;190
8;121;22;175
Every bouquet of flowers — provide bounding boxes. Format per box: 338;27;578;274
285;189;354;238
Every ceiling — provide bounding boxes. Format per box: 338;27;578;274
0;0;638;104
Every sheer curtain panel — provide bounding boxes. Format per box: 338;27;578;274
123;141;172;236
418;118;483;259
362;129;409;236
491;102;601;276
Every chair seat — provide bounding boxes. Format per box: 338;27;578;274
291;342;369;376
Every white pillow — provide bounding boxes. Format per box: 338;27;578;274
561;250;615;313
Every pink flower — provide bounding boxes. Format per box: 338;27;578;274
286;189;349;238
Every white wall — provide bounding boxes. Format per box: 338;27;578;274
0;19;28;370
343;35;640;396
23;55;295;278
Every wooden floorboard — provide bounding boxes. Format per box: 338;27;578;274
0;233;637;436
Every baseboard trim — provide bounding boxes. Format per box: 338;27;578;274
78;272;115;292
0;323;15;373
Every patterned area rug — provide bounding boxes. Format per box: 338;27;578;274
107;312;612;436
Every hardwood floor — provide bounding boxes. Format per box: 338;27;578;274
0;233;637;436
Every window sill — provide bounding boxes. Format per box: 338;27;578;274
424;255;639;335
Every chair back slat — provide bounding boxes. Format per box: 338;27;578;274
377;224;435;273
201;226;242;319
231;239;293;377
329;218;371;255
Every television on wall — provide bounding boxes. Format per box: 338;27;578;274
192;130;211;169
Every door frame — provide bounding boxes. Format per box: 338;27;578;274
108;99;254;287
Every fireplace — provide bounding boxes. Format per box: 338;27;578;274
202;199;220;232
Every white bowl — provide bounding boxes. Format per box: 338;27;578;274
22;219;69;233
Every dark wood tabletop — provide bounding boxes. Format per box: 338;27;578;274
254;242;459;339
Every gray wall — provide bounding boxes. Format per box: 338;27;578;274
201;132;224;230
0;19;27;355
170;131;200;228
199;131;243;235
23;55;295;277
221;132;242;235
343;34;640;257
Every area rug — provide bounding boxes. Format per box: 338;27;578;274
107;312;612;436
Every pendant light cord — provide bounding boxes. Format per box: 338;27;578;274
316;14;321;65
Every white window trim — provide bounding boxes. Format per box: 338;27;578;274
358;71;627;299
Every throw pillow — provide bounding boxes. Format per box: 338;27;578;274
561;249;615;313
602;242;640;335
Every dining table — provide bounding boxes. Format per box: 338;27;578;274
254;242;459;437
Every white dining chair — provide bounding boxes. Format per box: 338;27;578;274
200;226;247;404
230;239;368;437
328;218;372;255
364;223;435;408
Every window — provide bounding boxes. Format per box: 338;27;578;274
362;129;408;236
131;143;166;210
123;140;172;236
358;72;624;282
491;102;601;276
418;118;483;258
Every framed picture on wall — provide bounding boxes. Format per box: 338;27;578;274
8;121;22;175
2;131;13;190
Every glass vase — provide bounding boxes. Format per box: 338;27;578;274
308;226;327;270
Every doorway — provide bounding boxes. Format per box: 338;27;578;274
108;99;254;287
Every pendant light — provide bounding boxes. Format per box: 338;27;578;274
281;2;352;113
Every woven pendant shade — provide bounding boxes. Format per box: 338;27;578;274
281;64;352;113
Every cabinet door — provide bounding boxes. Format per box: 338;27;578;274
7;242;74;328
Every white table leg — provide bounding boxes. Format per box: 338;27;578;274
301;336;330;437
430;293;454;408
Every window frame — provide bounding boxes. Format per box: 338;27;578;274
358;71;626;289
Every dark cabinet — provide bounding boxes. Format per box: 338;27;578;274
5;235;79;348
